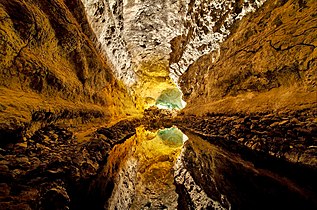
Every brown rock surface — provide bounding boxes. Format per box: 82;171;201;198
0;0;139;142
174;109;317;168
1;0;317;209
180;0;317;115
0;119;138;209
176;131;317;210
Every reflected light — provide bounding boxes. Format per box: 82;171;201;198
158;126;188;147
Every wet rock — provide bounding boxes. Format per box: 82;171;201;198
177;109;317;168
0;183;10;196
80;161;98;179
19;188;39;202
0;164;10;178
16;157;30;168
177;132;317;210
298;147;317;167
290;118;300;124
40;186;70;210
0;119;140;208
69;166;81;182
16;142;28;149
269;121;280;127
0;203;32;210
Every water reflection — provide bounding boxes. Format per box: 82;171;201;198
94;126;317;210
101;126;186;210
176;132;317;210
158;126;188;147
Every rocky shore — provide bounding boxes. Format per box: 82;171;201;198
175;108;317;168
0;120;138;210
0;108;316;209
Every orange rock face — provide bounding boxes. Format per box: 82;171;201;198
0;0;139;137
180;0;317;115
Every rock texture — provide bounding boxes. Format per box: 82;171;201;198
175;109;317;168
0;0;139;142
82;0;266;108
174;146;228;210
0;119;138;209
175;132;317;210
168;0;266;82
81;0;136;86
1;0;317;209
81;121;317;210
180;0;317;114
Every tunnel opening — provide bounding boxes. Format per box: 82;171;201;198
155;87;187;110
157;126;188;147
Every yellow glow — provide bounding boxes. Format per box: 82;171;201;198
103;126;186;208
131;57;179;109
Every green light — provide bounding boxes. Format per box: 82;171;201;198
157;127;188;147
155;88;186;110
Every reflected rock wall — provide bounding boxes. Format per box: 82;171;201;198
93;126;186;209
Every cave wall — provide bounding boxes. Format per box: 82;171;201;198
180;0;317;115
81;0;137;86
82;0;266;108
0;0;139;140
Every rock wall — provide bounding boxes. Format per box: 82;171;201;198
0;0;139;141
175;109;317;168
175;131;317;210
81;0;137;86
82;0;266;108
180;0;317;114
168;0;266;82
174;146;229;209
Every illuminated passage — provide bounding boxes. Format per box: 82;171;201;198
155;88;186;110
157;126;188;147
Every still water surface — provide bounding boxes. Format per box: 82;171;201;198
97;126;317;210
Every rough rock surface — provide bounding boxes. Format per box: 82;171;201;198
180;0;317;114
89;126;183;210
81;118;317;210
1;0;317;209
0;119;138;209
0;0;139;141
175;132;317;210
82;0;266;107
174;146;228;210
175;109;317;168
81;0;136;86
